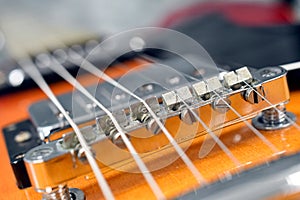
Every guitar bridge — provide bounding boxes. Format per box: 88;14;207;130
3;62;295;196
14;64;289;190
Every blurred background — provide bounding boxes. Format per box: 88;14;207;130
0;0;300;92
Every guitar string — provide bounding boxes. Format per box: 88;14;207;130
210;90;280;153
17;58;115;200
198;59;300;131
63;49;207;185
111;57;235;161
199;59;300;131
36;55;166;200
172;91;242;168
18;35;295;198
137;55;280;154
242;81;300;130
179;72;280;154
111;59;242;168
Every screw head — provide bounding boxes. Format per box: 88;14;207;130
146;119;162;135
252;111;296;130
243;86;265;104
212;97;231;113
29;147;53;161
180;109;197;125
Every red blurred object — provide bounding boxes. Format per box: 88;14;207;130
160;2;295;27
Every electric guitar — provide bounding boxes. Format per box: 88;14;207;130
1;29;300;200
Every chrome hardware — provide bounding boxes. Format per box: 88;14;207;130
130;97;160;123
29;65;277;140
22;66;292;194
68;188;85;200
206;76;222;91
42;184;69;200
192;81;210;100
130;97;162;135
212;97;231;113
41;185;85;200
180;109;198;125
192;76;222;100
236;67;252;83
252;103;296;130
259;67;283;79
223;67;253;90
176;86;193;102
146;118;162;135
111;131;128;149
29;65;289;140
162;86;193;110
162;91;181;111
62;126;97;149
24;140;96;191
97;116;118;137
223;71;239;88
96;111;128;147
243;85;265;104
96;110;127;137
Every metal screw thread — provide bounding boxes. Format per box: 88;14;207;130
138;113;151;123
42;185;70;200
137;106;151;123
262;104;286;125
105;125;117;137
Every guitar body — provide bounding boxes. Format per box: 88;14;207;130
1;60;300;200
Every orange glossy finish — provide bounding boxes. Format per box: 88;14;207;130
0;62;137;200
1;63;300;200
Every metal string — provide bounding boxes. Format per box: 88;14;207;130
137;55;280;154
114;58;243;169
36;55;166;200
173;91;242;168
18;58;115;200
179;71;280;154
210;90;280;153
64;49;207;185
242;81;300;131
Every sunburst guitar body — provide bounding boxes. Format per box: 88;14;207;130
1;43;300;200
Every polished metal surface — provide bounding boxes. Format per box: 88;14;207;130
41;185;85;200
180;109;198;125
24;66;292;191
252;103;297;130
243;85;265;104
69;188;85;200
41;184;70;200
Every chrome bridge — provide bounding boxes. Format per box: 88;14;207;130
23;64;294;193
3;62;295;197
